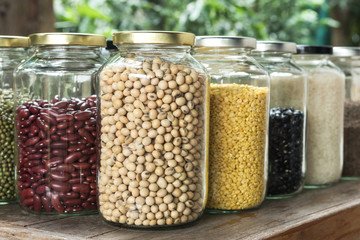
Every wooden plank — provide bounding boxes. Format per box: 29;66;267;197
0;180;360;239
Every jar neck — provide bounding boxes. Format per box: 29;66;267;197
194;47;251;56
34;45;102;59
0;48;27;69
118;44;191;57
251;51;292;60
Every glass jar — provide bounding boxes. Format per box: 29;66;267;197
101;40;118;59
194;36;269;213
97;31;209;228
14;33;106;214
0;36;29;205
252;41;307;199
294;45;345;188
332;47;360;180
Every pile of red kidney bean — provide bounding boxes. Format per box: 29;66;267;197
16;95;98;213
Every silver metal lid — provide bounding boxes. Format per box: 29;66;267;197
195;36;256;49
255;41;296;53
333;47;360;56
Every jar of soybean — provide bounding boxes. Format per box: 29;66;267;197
294;45;345;188
97;31;209;228
0;36;29;205
252;41;307;199
194;36;269;213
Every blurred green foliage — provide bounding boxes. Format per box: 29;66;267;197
54;0;343;44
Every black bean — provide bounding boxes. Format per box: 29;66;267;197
267;107;304;196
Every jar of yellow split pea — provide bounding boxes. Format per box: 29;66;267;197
193;36;270;213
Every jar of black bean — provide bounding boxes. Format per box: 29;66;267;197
252;41;307;198
14;33;106;214
0;36;29;205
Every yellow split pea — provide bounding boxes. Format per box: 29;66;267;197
208;83;268;210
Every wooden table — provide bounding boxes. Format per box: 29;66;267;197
1;180;360;240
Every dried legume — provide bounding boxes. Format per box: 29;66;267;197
16;96;97;213
268;107;304;196
98;57;207;226
208;83;268;210
0;90;16;202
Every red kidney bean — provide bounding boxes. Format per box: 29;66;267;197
50;125;57;135
56;114;74;122
48;157;64;168
73;162;90;169
19;135;28;142
90;190;97;196
71;172;80;178
24;137;40;146
24;160;41;168
36;185;50;195
60;192;80;200
51;193;65;213
22;197;34;206
66;126;75;134
53;100;68;108
48;109;60;119
30;123;39;134
40;112;57;125
56;164;75;173
32;182;39;189
84;126;96;132
91;169;96;175
20;119;32;128
18;108;30;119
39;148;49;154
80;193;89;200
34;139;50;148
51;135;60;141
57;121;72;129
50;142;67;149
52;149;67;156
82;202;97;210
50;181;71;192
21;188;34;198
36;118;50;131
74;111;92;121
29;105;40;114
87;196;97;203
78;129;95;144
67;144;86;152
32;165;47;175
89;182;96;189
60;134;80;141
50;172;70;182
25;147;37;154
72;184;90;193
85;118;96;125
56;129;66;135
69;178;81;184
64;152;82;164
28;153;42;160
39;130;46;139
81;147;95;155
41;196;53;212
73;121;84;129
19;127;30;135
33;195;42;211
63;199;82;206
89;154;96;164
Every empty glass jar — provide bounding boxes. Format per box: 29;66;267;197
332;47;360;180
194;36;269;213
294;45;345;188
252;41;307;199
14;33;106;214
0;36;29;205
97;31;209;228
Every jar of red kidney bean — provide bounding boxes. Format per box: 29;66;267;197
13;33;106;214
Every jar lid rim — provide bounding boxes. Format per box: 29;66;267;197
0;36;29;48
194;36;256;49
113;31;195;46
332;46;360;56
29;33;106;47
296;45;332;54
254;41;296;53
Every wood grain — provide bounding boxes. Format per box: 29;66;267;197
1;180;360;239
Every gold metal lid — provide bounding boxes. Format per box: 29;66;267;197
113;31;195;46
0;36;29;48
29;33;106;46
